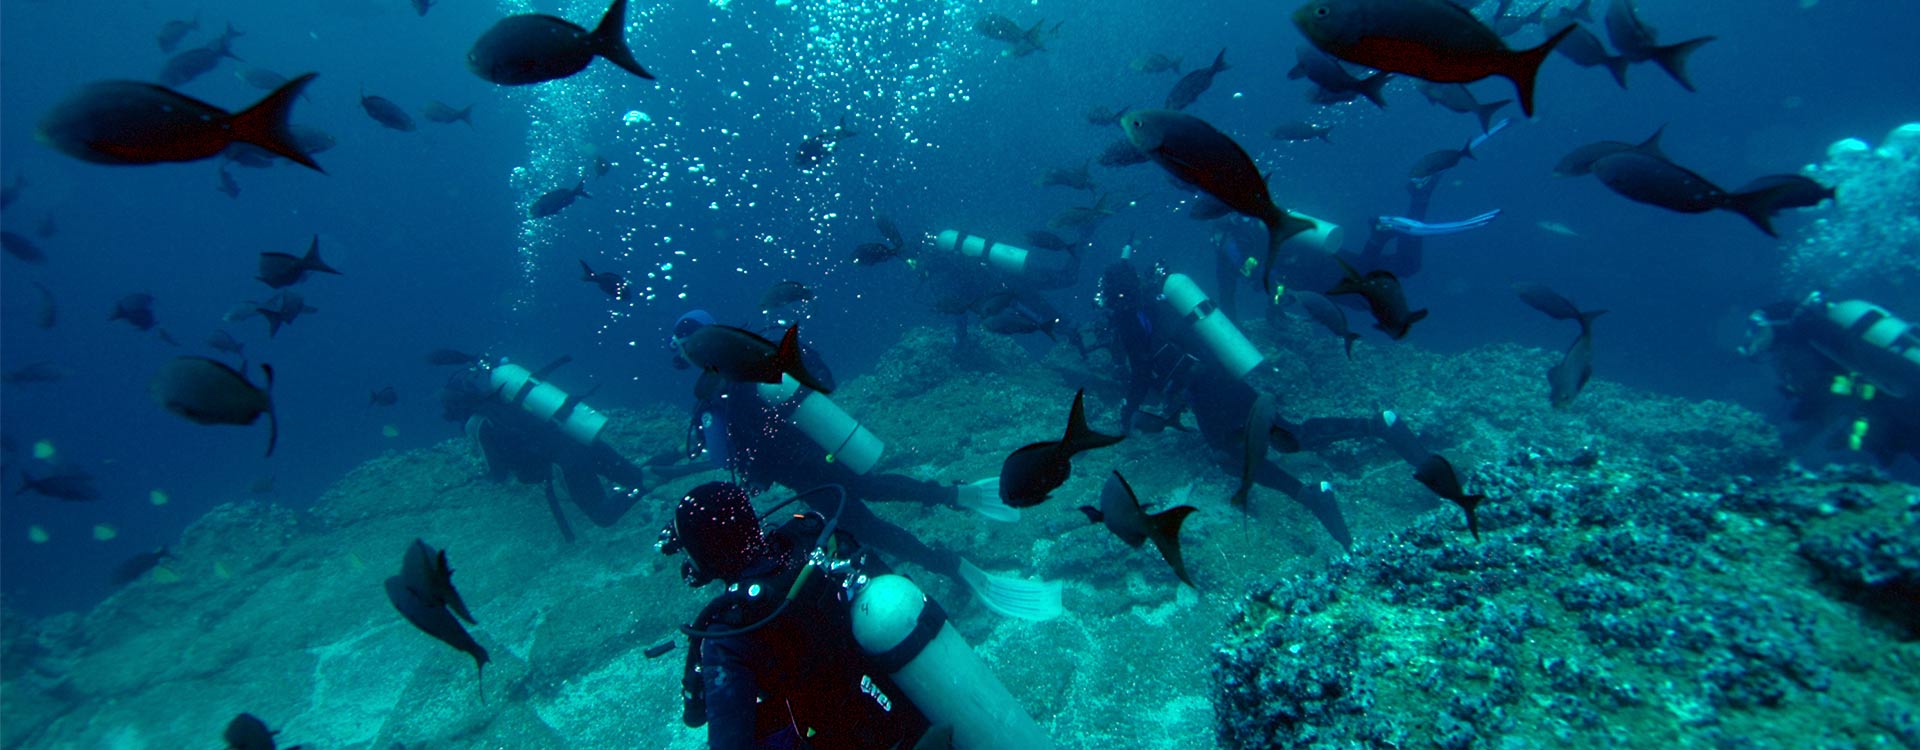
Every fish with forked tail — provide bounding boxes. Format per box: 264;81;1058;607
1079;472;1198;586
1414;453;1485;540
1000;389;1124;508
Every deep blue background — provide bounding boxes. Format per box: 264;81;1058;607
2;0;1915;616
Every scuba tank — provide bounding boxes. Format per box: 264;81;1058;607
756;373;886;475
1160;273;1263;380
934;229;1075;287
488;362;607;446
1808;298;1920;400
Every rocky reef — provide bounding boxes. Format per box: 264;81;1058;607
3;316;1915;750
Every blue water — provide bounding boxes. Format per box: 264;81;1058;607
1;0;1915;617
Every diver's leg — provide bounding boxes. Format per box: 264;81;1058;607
814;494;961;581
1253;460;1353;549
562;462;638;528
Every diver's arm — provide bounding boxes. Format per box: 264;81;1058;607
699;637;761;750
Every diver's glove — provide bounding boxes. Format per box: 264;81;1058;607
955;477;1020;523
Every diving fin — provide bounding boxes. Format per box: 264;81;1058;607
958;558;1063;621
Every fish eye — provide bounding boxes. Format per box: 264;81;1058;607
1315;7;1329;16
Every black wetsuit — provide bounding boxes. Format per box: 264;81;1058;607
1760;303;1920;467
693;374;964;582
683;516;931;750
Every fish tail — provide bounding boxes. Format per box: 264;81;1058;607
775;325;834;395
1260;210;1316;294
1725;186;1782;238
592;0;655;81
1472;99;1511;134
575;179;591;199
1210;48;1229;72
1578;308;1609;332
1062;389;1123;453
1147;505;1199;586
231;73;324;173
1505;24;1577;117
1343;333;1359;361
1397;309;1430;340
261;364;278;458
579;259;596;280
1650;36;1716;93
1459;494;1486;541
1357;72;1391;109
303;235;342;275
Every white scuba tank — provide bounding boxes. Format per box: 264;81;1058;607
935;230;1032;276
1278;210;1345;255
850;574;1055;750
489;363;608;446
1161;273;1263;380
756;373;885;475
1815;299;1920;399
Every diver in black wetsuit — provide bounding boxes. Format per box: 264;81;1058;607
1740;292;1920;468
439;358;686;541
1088;252;1433;548
666;311;1055;618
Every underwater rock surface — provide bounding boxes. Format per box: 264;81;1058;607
4;320;1916;750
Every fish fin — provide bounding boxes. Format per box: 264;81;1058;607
774;325;834;394
1472;99;1510;133
1458;494;1485;541
262;363;278;457
230;73;323;173
1578;308;1609;332
1268;422;1302;453
1603;55;1630;89
1075;505;1104;524
1343;333;1359;360
1146;505;1199;586
1724;190;1781;237
1398;309;1431;339
1357;72;1391;109
579;259;596;280
302;235;342;275
591;0;655;80
1062;389;1124;452
575;179;591;199
1504;24;1577;117
1649;36;1715;93
1210;47;1229;72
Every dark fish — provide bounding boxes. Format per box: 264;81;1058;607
973;14;1026;43
1095;137;1148;167
1036;160;1095;191
369;386;399;407
360;90;417;132
1588;147;1794;236
257;236;341;289
794;117;859;170
1023;230;1080;254
208;330;246;356
874;214;904;249
1408;140;1475;180
233;66;291;92
1513;283;1607;408
110;293;158;331
17;466;100;501
158;24;243;87
678;324;832;400
1047;194;1116;233
422;101;475;127
425;349;480;366
850;242;901;266
1328;258;1427;339
579;259;630;299
256;290;316;337
1732;174;1836;215
33;282;56;329
998;389;1124;508
215;166;241;198
1554;25;1629;89
981;308;1056;340
385;559;489;699
401;538;477;624
156;14;199;53
1164;49;1229;111
223;712;299;750
1292;290;1359;359
531;180;591;218
110;547;173;586
1;231;45;264
1413;453;1485;540
595;156;613;176
1293;0;1576;116
1290;46;1389;108
1604;0;1714;92
0;175;24;210
1512;282;1604;323
38;75;323;171
468;0;654;85
1270;120;1333;143
1553;126;1661;177
759;280;815;311
1123;109;1316;293
1084;105;1132;127
411;0;435;16
1486;0;1545;37
1130;53;1184;74
1078;472;1197;586
2;362;70;384
150;357;277;456
1413;82;1510;133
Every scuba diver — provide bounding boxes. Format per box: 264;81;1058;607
439;356;690;542
1740;292;1920;468
667;311;1060;620
662;481;1054;750
915;229;1082;354
1086;247;1434;548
